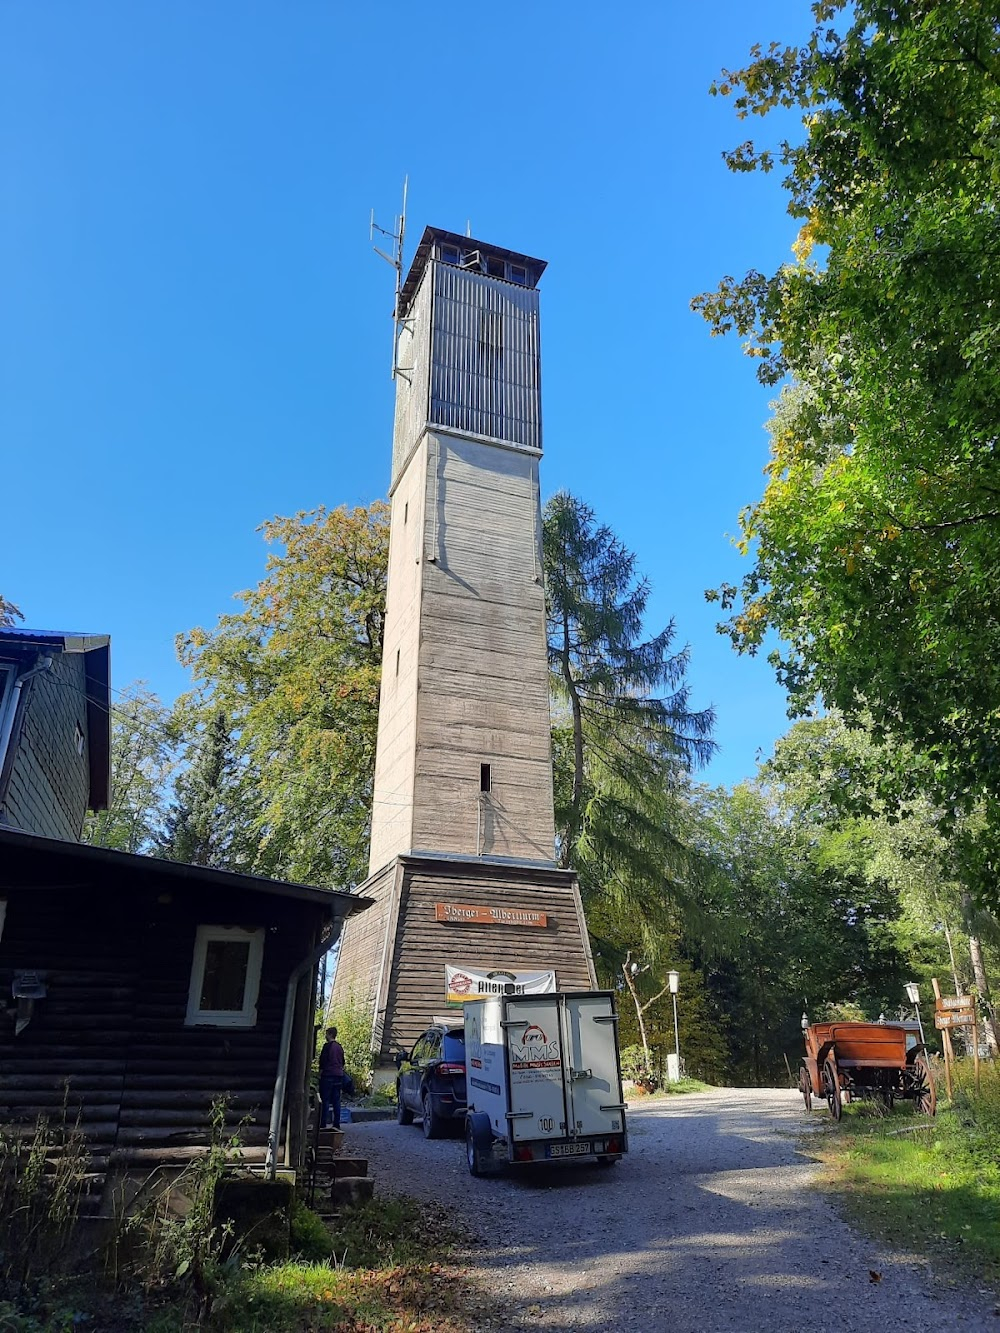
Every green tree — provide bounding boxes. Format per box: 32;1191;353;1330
82;683;177;853
766;712;1000;1051
158;709;241;868
694;1;1000;895
177;504;389;888
544;492;715;941
692;779;908;1084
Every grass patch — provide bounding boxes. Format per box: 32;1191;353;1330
213;1262;472;1332
628;1077;713;1097
5;1197;487;1332
816;1061;1000;1286
664;1077;714;1094
215;1198;476;1332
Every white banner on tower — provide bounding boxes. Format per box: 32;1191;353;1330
445;965;556;1007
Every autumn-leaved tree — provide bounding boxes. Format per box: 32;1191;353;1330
694;0;1000;901
544;492;715;947
176;504;389;888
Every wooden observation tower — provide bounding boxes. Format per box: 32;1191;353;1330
331;225;595;1072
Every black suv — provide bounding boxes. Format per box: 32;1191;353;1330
396;1023;467;1138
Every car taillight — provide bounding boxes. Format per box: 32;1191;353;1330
604;1137;621;1154
438;1063;465;1076
514;1145;534;1162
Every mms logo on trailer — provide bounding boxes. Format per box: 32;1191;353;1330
511;1023;561;1070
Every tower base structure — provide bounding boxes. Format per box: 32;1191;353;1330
330;854;596;1070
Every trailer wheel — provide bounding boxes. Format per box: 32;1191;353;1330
466;1123;486;1176
466;1113;494;1177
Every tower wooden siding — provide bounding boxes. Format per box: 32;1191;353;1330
368;239;554;874
367;444;427;870
333;228;596;1062
372;857;594;1059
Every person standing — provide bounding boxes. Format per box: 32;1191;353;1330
319;1026;346;1129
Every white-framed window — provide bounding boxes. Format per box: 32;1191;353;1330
185;925;265;1028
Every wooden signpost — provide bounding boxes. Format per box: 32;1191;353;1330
931;977;980;1097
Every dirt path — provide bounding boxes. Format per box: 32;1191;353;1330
344;1088;999;1331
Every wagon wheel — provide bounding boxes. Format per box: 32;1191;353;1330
910;1053;937;1117
798;1065;812;1112
823;1055;842;1121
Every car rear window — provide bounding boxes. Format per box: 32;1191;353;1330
442;1032;465;1061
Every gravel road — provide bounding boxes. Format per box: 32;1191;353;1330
343;1088;999;1332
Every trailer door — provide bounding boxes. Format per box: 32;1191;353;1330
565;993;626;1138
504;995;568;1143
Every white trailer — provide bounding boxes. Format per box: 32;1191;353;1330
463;990;628;1175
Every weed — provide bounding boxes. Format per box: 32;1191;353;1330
0;1102;90;1299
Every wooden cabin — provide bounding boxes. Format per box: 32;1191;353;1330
0;627;111;841
0;827;368;1214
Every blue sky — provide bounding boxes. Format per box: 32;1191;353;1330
2;1;814;789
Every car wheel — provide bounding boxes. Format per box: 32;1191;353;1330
595;1155;620;1167
396;1084;414;1125
422;1092;444;1139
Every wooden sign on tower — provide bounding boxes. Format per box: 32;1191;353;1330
331;224;596;1072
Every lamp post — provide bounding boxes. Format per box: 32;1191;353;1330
905;981;925;1047
667;970;680;1082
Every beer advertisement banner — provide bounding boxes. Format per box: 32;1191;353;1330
445;965;556;1006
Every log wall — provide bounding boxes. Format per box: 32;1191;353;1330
0;874;324;1212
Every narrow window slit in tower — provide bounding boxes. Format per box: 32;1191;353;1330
404;502;408;524
395;649;400;676
480;763;492;793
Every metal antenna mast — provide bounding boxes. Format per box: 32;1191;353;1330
369;176;408;380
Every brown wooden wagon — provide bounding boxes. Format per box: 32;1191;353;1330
798;1021;936;1120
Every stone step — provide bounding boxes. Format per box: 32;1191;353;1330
331;1175;374;1207
322;1157;368;1179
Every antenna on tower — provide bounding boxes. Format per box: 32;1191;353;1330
369;176;408;380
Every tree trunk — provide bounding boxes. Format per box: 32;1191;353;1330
963;894;1000;1054
559;605;585;869
934;889;963;996
622;957;651;1068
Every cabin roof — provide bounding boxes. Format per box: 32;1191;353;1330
0;626;112;812
0;825;373;912
398;225;546;317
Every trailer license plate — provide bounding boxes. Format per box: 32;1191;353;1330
547;1142;591;1158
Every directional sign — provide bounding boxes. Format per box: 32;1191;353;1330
937;995;976;1013
935;1011;975;1030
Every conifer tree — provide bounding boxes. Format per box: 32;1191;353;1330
159;709;237;868
543;492;716;938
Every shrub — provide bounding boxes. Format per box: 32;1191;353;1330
620;1045;656;1088
289;1199;331;1263
325;993;374;1095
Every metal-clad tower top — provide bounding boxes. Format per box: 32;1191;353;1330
390;228;547;487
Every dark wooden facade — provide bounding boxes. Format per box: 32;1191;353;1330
0;829;365;1212
331;853;596;1064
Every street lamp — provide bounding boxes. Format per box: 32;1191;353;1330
667;970;680;1082
905;982;925;1047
